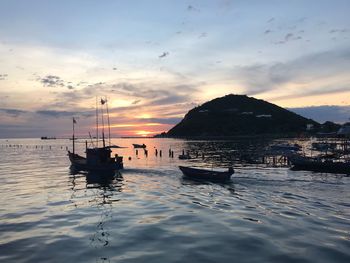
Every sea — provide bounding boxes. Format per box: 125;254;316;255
0;138;349;263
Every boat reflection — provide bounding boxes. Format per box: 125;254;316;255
68;166;124;263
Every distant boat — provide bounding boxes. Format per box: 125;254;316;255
179;166;234;182
133;143;146;148
68;97;124;173
290;155;350;175
41;136;56;140
178;154;191;160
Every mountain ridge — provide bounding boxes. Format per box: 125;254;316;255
166;94;319;137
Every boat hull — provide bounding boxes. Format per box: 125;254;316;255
290;156;350;174
179;166;234;182
133;144;146;148
68;151;123;172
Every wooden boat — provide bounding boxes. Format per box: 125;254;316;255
179;166;234;182
68;97;124;172
290;155;350;174
68;148;123;172
133;143;146;148
178;154;191;160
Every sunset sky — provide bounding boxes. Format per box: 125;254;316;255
0;0;350;138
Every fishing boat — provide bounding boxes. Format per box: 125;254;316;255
179;166;234;182
68;97;124;172
178;154;191;160
290;155;350;175
132;143;146;148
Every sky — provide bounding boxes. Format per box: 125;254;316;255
0;0;350;138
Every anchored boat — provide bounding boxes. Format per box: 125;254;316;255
179;166;234;182
132;143;146;148
68;97;123;172
290;155;350;175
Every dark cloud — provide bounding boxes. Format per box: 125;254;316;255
36;110;94;118
284;33;294;41
37;75;76;89
0;108;27;117
267;17;274;23
329;28;348;34
289;106;350;123
274;33;302;44
159;52;169;58
0;74;8;80
149;94;189;106
136;117;182;125
187;5;200;12
132;99;141;105
39;75;64;87
198;32;207;38
264;30;272;34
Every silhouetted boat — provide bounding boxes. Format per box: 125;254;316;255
133;143;146;148
290;155;350;174
179;166;234;181
178;154;191;160
68;148;123;172
41;136;56;140
68;97;124;172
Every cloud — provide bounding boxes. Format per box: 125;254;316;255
37;74;76;89
274;33;302;44
39;75;64;87
289;105;350;123
198;32;207;38
0;74;8;80
284;33;294;41
232;47;350;96
329;28;348;34
36;110;94;118
132;99;141;105
159;52;169;58
135;117;182;125
0;108;27;117
187;5;200;12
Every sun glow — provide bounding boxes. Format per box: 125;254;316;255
135;130;158;137
137;113;152;119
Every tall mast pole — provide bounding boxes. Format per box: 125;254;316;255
72;117;75;154
106;97;111;146
101;98;105;148
96;96;99;148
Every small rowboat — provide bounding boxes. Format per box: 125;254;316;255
179;166;234;182
133;143;146;148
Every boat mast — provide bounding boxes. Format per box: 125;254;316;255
72;117;75;154
101;98;106;148
106;97;111;146
96;96;99;148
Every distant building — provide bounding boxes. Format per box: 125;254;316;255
306;124;314;131
337;124;350;136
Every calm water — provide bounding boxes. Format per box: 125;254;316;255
0;138;349;263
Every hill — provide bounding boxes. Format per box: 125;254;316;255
167;94;319;137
